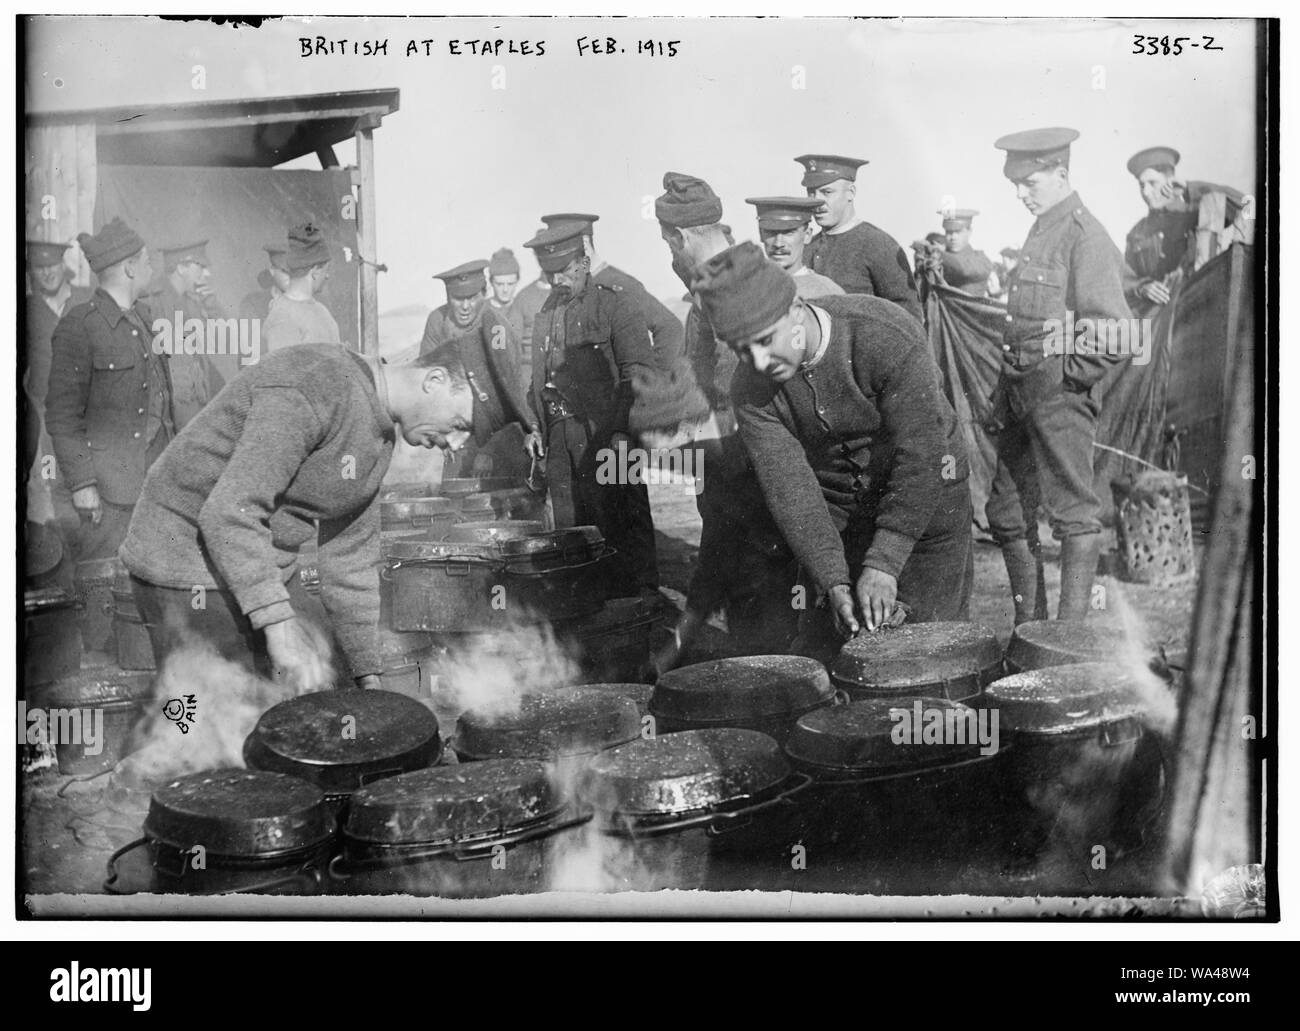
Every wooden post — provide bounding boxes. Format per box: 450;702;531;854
354;118;380;355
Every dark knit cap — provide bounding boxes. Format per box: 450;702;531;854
655;172;723;228
285;222;331;274
78;218;145;273
691;242;797;342
488;248;520;277
629;357;711;437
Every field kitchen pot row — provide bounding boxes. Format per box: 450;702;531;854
102;617;1175;897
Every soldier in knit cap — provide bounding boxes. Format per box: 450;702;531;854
697;242;973;660
796;154;922;321
262;223;342;353
45;218;175;569
524;221;662;600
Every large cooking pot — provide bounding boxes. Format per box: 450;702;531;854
24;585;83;688
28;667;155;775
376;628;437;702
442;521;548;543
74;557;120;654
242;689;443;809
381;526;610;632
564;682;654;718
454;689;642;763
106;768;337;895
380;493;463;537
829;622;1003;703
559;597;660;684
981;662;1166;859
650;656;836;743
1003;619;1129;673
328;759;588;897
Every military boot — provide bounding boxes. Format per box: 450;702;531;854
1057;532;1104;621
1001;539;1048;625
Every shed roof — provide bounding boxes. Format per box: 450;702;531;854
26;88;400;167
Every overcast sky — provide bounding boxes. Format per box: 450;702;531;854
26;15;1261;314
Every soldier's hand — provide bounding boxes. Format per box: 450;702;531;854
264;617;332;696
72;485;103;525
1139;281;1171;305
523;429;546;460
827;583;860;639
855;567;898;632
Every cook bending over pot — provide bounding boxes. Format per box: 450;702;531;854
694;242;975;662
120;342;479;693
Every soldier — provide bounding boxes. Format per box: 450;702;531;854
539;212;686;363
524;221;661;600
262;224;342;353
1122;145;1246;315
992;246;1021;298
238;242;291;322
487;247;524;343
696;242;973;659
796;153;922;321
45;218;174;564
746;196;844;299
938;209;998;298
987;127;1131;622
511;252;553;380
420;259;491;353
150;239;228;426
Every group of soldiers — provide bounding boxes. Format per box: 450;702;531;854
21;127;1247;688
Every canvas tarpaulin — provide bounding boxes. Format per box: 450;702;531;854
95;164;359;381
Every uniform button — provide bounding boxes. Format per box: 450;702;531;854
137;408;144;415
1011;285;1018;292
132;329;139;336
133;432;141;439
108;363;115;369
1036;274;1043;282
1002;344;1011;352
141;383;148;389
1005;315;1013;323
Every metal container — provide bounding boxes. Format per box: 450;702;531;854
110;574;157;671
566;682;655;718
981;662;1166;857
1003;619;1127;673
829;622;1003;703
376;628;437;701
474;487;548;523
454;689;642;763
650;655;836;743
381;526;610;632
380;493;463;537
24;586;83;688
561;597;660;684
243;689;443;808
74;557;120;653
442;521;548;543
106;769;337;895
28;667;155;775
329;759;588;897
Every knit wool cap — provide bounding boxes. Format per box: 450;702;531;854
78;218;145;273
655;172;723;228
691;242;797;342
628;357;711;436
488;248;520;277
285;223;332;274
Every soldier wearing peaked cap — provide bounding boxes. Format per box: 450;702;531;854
1121;145;1247;315
421;259;493;353
936;209;998;298
45;218;175;574
524;220;663;600
985;126;1131;624
148;237;229;428
796;154;923;321
746;197;844;300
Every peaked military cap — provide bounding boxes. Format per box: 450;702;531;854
746;196;823;230
795;154;868;189
435;259;489;299
994;127;1079;180
1126;146;1181;178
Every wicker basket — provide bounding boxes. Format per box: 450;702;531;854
1110;471;1195;586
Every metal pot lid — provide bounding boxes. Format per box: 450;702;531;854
455;689;641;761
785;698;984;774
982;663;1147;736
441;521;549;543
242;689;442;792
383;526;603;564
144;768;335;856
436;477;522;496
650;655;833;724
830;622;1003;693
571;683;655;717
1005;619;1134;671
380;482;433;499
581;728;791;818
31;667;155;708
562;597;659;636
343;759;561;846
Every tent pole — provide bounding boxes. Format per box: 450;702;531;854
355;122;379;355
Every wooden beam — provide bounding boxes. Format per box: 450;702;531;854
316;146;339;169
355;127;379;356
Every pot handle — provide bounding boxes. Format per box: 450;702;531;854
357;767;405;786
103;836;150;894
704;773;813;837
503;546;615;579
1100;718;1143;748
209;862;323;896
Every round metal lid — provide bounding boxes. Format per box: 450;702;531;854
785;698;984;774
32;668;155;709
144;768;335;856
343;759;561;846
650;655;833;724
382;526;602;565
568;682;655;717
455;689;641;761
1004;619;1133;672
982;663;1147;736
242;689;442;793
581;728;791;818
830;622;1003;696
442;521;548;544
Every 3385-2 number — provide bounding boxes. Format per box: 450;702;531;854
1132;35;1223;55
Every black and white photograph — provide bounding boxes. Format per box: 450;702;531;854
11;9;1277;937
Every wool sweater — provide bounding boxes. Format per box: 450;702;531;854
805;221;923;322
732;293;968;592
120;345;394;677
